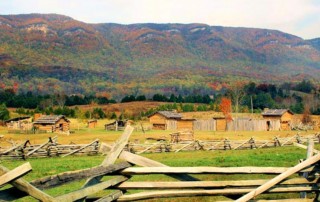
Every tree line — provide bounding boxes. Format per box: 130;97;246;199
0;80;319;121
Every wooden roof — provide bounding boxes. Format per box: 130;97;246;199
148;111;182;119
33;115;70;124
262;109;293;116
5;116;31;123
87;119;97;123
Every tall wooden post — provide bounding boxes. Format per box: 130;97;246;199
301;139;314;198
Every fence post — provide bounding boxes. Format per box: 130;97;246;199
301;138;314;198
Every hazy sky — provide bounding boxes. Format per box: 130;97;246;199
1;0;320;39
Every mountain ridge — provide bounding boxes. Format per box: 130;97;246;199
0;14;319;99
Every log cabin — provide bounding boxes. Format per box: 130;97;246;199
5;116;33;130
87;119;97;128
262;109;294;131
33;115;70;133
148;111;182;130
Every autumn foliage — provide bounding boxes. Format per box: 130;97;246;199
219;97;232;122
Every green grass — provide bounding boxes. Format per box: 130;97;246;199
0;146;314;201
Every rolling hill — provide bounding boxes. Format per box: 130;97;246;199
0;14;320;99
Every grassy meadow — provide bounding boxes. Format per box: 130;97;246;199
1;145;318;201
1;112;319;201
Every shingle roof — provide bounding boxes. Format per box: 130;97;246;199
33;115;70;124
262;109;293;116
148;111;182;119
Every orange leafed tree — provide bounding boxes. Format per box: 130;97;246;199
220;97;232;122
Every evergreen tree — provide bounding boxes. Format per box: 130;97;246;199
0;104;10;120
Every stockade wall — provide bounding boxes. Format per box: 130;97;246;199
1;126;320;202
227;119;280;131
177;120;194;130
166;119;281;131
193;119;216;131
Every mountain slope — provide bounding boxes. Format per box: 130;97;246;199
0;14;320;98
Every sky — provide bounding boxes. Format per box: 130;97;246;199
0;0;320;39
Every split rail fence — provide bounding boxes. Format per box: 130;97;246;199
1;133;320;159
1;126;320;201
0;137;99;159
126;133;320;154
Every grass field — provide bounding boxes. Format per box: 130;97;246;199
1;145;318;201
1;105;320;201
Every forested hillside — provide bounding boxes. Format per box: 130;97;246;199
0;14;320;99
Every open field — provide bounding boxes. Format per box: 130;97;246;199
0;119;318;148
0;145;317;201
70;101;168;116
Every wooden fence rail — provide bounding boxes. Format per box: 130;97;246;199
0;137;100;159
125;133;320;154
1;128;320;201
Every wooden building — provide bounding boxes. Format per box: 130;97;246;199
33;115;70;133
105;120;127;131
87;119;97;128
148;111;182;130
177;119;195;130
5;116;32;130
262;109;293;131
213;117;227;131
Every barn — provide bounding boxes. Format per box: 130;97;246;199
262;109;294;131
148;111;182;130
33;115;70;133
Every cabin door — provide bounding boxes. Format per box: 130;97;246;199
266;121;271;131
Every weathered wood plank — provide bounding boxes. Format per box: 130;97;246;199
300;139;314;198
136;142;161;154
55;176;127;202
0;164;56;202
117;177;319;189
236;153;320;202
117;186;317;201
175;142;194;153
233;139;250;150
119;151;198;181
30;161;131;189
293;142;319;154
121;166;314;174
62;139;99;158
0;140;28;155
82;125;133;188
0;163;32;187
26;136;57;157
93;190;123;202
102;126;134;166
